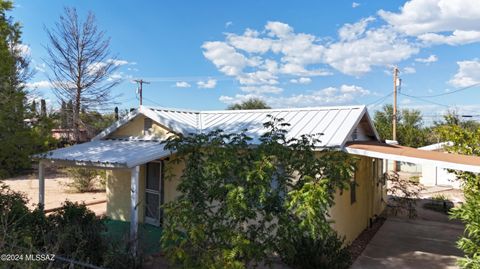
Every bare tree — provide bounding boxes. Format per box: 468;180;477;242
45;7;120;143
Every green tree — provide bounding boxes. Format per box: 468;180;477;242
227;98;271;110
161;117;354;268
437;122;480;268
373;104;430;147
0;0;32;178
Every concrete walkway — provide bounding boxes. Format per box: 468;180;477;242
351;217;464;269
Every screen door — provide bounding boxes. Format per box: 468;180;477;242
145;162;162;226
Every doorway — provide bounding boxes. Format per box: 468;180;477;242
145;161;163;226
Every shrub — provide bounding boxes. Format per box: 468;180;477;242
46;201;106;264
0;184;139;268
386;172;424;219
161;117;355;268
278;230;351;269
66;167;106;192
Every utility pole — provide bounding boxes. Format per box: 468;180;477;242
133;79;150;107
393;67;399;141
392;66;399;172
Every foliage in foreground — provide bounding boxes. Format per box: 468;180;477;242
437;122;480;269
0;183;138;268
161;117;355;269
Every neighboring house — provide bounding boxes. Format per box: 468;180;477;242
51;128;90;143
388;142;461;188
35;105;480;252
418;142;460;188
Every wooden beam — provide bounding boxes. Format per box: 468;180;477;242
39;161;45;208
130;165;140;256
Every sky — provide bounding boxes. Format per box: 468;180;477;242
11;0;480;124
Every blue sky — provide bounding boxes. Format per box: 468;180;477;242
12;0;480;123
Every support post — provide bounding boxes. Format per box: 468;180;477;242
130;166;140;256
39;161;45;208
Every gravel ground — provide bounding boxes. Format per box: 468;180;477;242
1;169;106;216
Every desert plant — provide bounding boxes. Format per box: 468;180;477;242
278;229;351;269
66;167;106;192
386;172;424;219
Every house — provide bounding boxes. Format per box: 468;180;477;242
35;105;480;252
391;142;460;188
418;142;461;188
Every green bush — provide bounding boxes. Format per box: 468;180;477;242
66;167;106;192
0;184;138;268
46;201;106;264
278;230;351;269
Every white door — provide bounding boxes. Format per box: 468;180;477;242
145;162;162;226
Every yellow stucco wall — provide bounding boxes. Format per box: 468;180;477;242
329;156;386;243
106;153;386;244
108;114;173;139
105;158;185;222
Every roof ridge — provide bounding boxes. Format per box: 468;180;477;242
143;104;366;114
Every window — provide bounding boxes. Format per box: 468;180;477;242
350;172;357;204
144;118;153;135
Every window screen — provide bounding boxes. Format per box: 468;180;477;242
351;172;357;204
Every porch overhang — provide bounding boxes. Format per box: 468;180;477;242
34;139;172;169
345;141;480;173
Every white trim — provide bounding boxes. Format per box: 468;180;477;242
39;161;45;207
345;147;480;173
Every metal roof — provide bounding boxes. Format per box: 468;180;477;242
39;105;378;168
36;139;171;168
95;105;378;148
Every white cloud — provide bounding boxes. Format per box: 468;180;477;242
324;25;419;76
379;0;480;45
226;29;272;53
25;80;52;89
338;17;374;41
175;81;192;88
449;59;480;87
240;85;283;94
352;2;360;8
415;54;438;63
220;84;370;107
15;44;30;57
107;59;129;66
202;41;254;77
197;79;217;89
225;21;233;28
290;77;312;84
418;30;480;45
403;67;416;74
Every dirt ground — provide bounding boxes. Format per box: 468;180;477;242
1;170;106;216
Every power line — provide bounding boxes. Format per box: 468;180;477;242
402;82;480;98
366;92;393;107
399;92;450;108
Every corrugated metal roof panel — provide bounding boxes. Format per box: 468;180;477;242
37;140;170;168
96;105;374;148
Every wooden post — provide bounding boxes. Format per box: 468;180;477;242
39;161;45;208
130;166;140;255
393;67;399;172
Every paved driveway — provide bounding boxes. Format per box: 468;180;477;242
351;217;464;269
